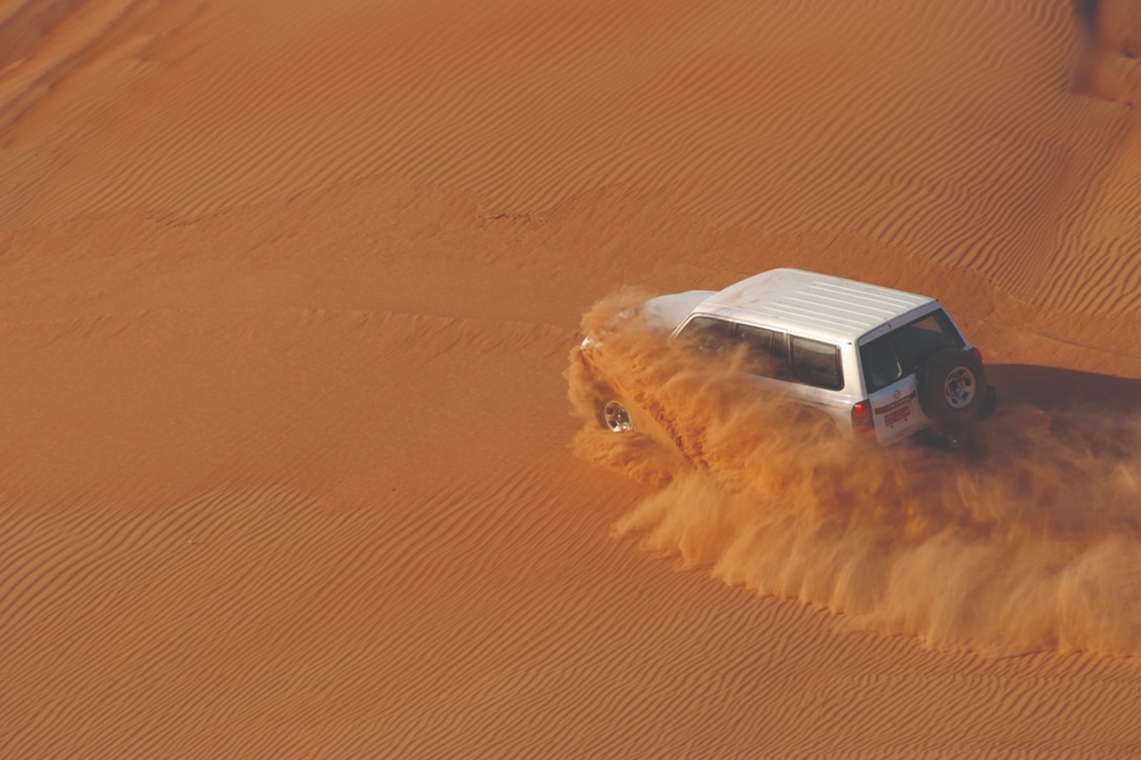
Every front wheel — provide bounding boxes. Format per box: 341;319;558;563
600;399;634;432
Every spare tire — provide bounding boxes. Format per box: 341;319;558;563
917;348;986;427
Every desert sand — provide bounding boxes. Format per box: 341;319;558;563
4;0;1141;756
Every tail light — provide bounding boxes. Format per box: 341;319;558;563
970;346;983;364
851;400;875;440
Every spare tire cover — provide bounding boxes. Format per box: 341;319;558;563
917;348;986;426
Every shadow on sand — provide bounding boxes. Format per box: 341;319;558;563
989;364;1141;415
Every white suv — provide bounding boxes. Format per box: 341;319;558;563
581;268;995;445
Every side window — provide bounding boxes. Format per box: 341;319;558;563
677;316;735;355
736;325;790;379
789;335;844;390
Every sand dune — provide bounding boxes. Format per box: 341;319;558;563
5;0;1141;756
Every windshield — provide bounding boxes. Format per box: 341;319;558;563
859;309;963;392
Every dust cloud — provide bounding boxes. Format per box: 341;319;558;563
569;292;1141;657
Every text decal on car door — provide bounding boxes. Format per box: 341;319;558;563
873;391;917;416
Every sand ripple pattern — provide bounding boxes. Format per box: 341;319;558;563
4;0;1141;313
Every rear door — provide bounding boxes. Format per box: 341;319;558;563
868;376;925;443
859;331;928;443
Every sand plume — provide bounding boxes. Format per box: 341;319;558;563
571;295;1141;657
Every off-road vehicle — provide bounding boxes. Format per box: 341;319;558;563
580;268;996;445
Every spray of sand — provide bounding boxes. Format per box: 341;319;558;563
569;291;1141;657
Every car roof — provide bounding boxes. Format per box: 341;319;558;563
692;268;937;343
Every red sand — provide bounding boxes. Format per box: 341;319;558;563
3;0;1141;755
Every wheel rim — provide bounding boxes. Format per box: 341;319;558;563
603;400;634;432
943;367;977;408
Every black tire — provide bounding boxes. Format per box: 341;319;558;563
917;348;987;427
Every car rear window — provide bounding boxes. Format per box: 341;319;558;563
860;309;964;392
790;336;843;390
894;311;962;361
860;334;903;392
